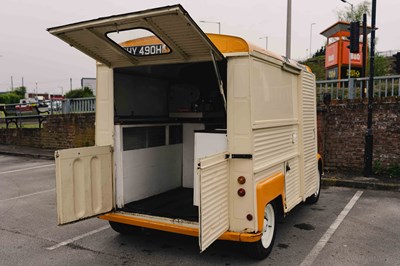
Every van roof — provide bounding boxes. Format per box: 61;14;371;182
120;33;307;72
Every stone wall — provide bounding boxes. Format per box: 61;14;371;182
0;114;95;150
317;97;400;174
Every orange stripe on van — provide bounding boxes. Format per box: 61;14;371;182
100;213;261;242
207;34;249;53
119;34;250;54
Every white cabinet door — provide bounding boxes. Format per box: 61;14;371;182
193;131;227;206
55;145;113;225
198;152;229;252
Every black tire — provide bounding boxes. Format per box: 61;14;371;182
247;202;276;260
305;167;322;204
109;221;141;235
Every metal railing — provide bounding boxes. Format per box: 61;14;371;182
0;97;96;116
58;97;95;114
0;97;95;128
316;75;400;102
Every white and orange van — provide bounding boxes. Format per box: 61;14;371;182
49;5;322;259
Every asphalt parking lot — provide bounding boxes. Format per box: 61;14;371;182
1;154;400;266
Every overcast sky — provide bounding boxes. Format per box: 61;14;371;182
1;0;398;95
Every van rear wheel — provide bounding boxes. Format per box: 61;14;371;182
109;221;141;235
247;202;276;260
305;168;321;204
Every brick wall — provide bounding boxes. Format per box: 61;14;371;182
317;97;400;173
0;114;95;150
1;102;399;175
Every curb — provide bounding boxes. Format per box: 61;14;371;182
322;177;400;192
0;150;54;160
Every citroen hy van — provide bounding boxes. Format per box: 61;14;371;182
49;5;322;259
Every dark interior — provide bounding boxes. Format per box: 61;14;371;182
113;60;227;127
114;60;227;221
121;188;198;222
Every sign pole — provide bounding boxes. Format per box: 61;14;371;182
364;0;376;177
361;14;367;98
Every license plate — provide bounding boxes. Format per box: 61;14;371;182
124;44;164;56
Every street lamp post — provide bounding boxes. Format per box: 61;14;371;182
309;23;316;58
199;20;221;34
259;36;268;50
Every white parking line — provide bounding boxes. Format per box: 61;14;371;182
0;188;55;202
300;190;363;266
0;164;55;176
46;225;110;250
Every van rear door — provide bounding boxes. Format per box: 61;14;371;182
55;145;113;225
47;5;224;68
198;152;229;252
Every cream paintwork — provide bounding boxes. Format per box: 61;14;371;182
55;145;113;224
95;64;114;147
50;4;319;253
198;152;229;251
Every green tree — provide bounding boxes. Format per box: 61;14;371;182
65;87;94;99
300;55;326;80
337;0;371;22
313;46;326;58
12;86;27;98
366;54;392;76
0;93;21;104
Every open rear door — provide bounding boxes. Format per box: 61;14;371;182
47;4;223;68
198;152;229;252
55;145;113;225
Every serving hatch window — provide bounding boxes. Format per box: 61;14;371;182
107;28;170;56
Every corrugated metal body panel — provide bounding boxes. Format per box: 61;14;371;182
199;153;229;252
254;164;284;183
227;57;253;155
250;59;299;126
48;5;223;68
301;71;318;196
253;125;299;173
55;146;113;225
285;157;302;211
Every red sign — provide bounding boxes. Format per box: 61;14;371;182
325;42;339;68
341;41;363;67
325;40;364;70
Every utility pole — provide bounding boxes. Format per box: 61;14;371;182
22;77;24;88
11;76;13;90
309;23;316;58
364;0;376;177
286;0;292;59
70;78;72;91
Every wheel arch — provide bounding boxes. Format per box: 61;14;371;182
255;172;285;232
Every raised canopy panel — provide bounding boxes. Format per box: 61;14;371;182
48;5;223;67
